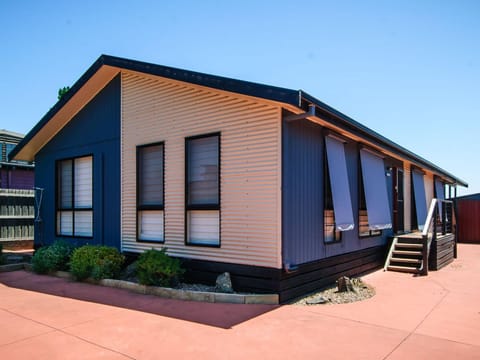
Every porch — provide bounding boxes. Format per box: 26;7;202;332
385;198;456;275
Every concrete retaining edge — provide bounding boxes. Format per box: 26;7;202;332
0;264;279;305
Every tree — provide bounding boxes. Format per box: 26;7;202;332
57;86;71;100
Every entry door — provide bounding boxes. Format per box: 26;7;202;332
393;168;405;233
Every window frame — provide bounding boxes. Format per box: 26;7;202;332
136;142;165;243
184;132;221;247
55;155;94;238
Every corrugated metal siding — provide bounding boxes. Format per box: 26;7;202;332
282;119;324;265
283;120;389;265
121;72;282;268
457;200;480;243
35;75;121;248
404;165;412;231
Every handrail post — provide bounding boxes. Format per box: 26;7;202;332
422;234;429;276
442;200;446;235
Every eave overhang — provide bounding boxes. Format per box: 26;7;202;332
10;54;467;188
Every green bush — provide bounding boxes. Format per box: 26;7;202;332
31;240;74;274
70;245;125;281
136;248;184;287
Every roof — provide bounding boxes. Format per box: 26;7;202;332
0;129;24;143
10;54;467;187
455;193;480;201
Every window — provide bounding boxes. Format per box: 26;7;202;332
137;143;164;242
359;149;392;237
185;134;220;246
324;135;354;243
5;143;16;160
56;156;93;237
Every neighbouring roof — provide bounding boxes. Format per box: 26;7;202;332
0;129;24;143
10;54;467;187
455;193;480;201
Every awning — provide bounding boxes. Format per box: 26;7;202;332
412;170;428;230
435;178;445;219
325;136;354;231
359;149;392;230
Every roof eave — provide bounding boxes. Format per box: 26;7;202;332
300;91;468;187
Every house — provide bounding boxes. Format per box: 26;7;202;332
0;130;35;250
10;55;467;302
0;129;34;189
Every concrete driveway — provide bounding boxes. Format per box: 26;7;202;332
1;244;479;359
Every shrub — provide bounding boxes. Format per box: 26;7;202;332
70;245;125;281
31;240;74;274
136;248;184;287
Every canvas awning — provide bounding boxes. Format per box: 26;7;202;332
435;178;446;219
412;170;428;230
325;136;354;231
359;149;392;230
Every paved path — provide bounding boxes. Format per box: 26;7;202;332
1;244;479;359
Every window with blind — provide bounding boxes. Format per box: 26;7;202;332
359;148;392;237
137;143;164;242
185;134;220;246
324;135;355;243
56;156;93;237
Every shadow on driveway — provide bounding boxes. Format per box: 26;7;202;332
0;270;279;329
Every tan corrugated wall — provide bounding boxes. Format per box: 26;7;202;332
121;71;282;268
404;165;411;231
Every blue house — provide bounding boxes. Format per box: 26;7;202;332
11;55;467;301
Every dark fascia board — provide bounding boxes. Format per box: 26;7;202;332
300;92;468;187
10;54;467;187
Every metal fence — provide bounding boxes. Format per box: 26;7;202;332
0;188;34;242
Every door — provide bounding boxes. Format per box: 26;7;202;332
393;168;405;233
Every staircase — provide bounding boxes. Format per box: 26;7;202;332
385;198;456;275
385;234;424;274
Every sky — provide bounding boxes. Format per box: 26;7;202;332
1;0;479;195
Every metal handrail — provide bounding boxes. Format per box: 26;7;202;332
384;236;398;271
419;198;454;275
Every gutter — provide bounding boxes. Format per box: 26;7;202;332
298;91;468;187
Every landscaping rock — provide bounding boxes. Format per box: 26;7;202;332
336;276;355;292
215;272;234;293
292;277;375;305
306;296;329;305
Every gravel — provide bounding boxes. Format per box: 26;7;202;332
291;277;376;305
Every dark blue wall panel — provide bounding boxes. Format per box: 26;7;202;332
282;118;393;266
34;75;121;249
282;119;324;266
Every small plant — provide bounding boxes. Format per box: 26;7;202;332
136;248;184;287
31;240;74;274
70;245;125;281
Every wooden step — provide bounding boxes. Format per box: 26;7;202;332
395;243;423;250
392;250;422;257
387;265;420;273
390;257;422;265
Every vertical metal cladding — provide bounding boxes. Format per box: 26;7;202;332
121;72;282;268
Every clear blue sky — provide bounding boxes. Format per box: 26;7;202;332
1;0;478;195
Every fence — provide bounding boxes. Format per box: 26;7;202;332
0;189;35;247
